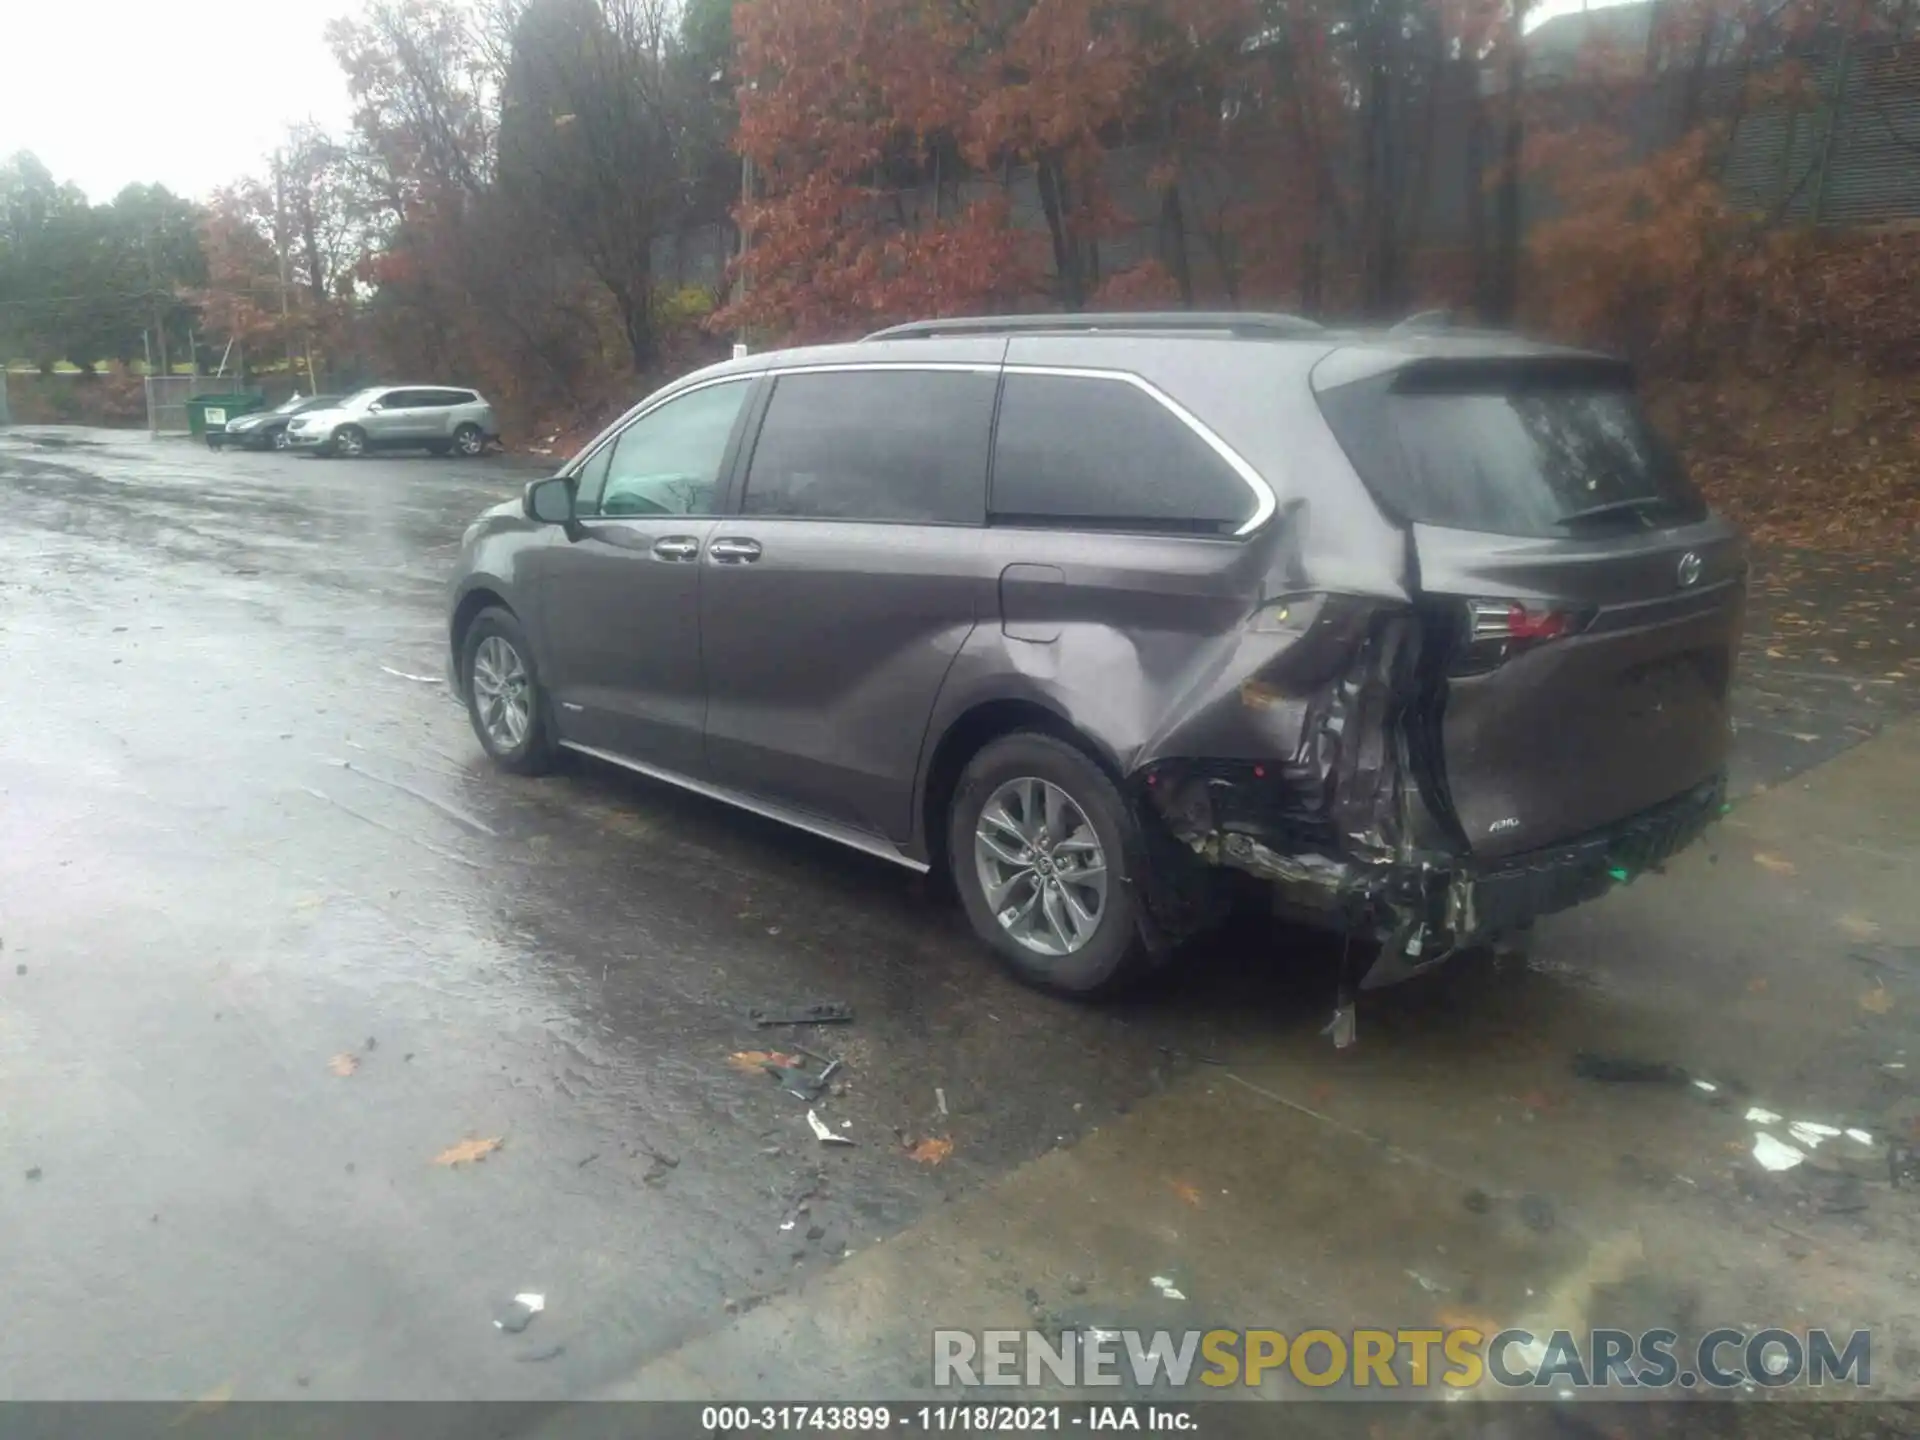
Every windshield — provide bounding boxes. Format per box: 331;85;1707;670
1384;372;1707;538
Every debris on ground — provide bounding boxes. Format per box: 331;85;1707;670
1517;1194;1556;1233
1322;1000;1356;1049
1891;1145;1920;1188
25;1167;42;1182
1462;1188;1492;1214
728;1050;801;1075
935;1087;948;1117
1168;1178;1203;1207
328;1052;360;1077
378;665;443;684
1064;1274;1087;1296
514;1345;566;1363
494;1293;546;1333
749;1002;854;1028
1149;1275;1187;1301
1572;1053;1691;1085
1860;983;1895;1015
1406;1269;1448;1294
807;1109;855;1146
906;1136;953;1166
1753;851;1797;876
1753;1132;1805;1171
778;1172;825;1231
434;1136;504;1167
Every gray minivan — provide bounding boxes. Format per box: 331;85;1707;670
448;313;1744;1000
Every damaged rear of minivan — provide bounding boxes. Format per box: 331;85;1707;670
1136;338;1744;1004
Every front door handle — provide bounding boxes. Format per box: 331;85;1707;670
707;537;762;564
651;535;700;562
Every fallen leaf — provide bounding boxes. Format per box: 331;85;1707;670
1169;1178;1203;1207
1748;977;1769;994
1753;852;1797;875
434;1136;503;1166
328;1052;360;1077
1860;984;1894;1016
729;1050;800;1074
907;1135;954;1165
1838;914;1882;941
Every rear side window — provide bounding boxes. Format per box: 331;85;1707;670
1338;364;1706;538
989;373;1257;535
742;370;995;523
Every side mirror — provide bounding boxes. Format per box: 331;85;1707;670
367;402;384;413
525;476;576;525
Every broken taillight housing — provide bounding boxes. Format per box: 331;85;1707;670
1454;599;1584;673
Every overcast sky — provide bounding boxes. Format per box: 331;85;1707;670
3;0;1620;205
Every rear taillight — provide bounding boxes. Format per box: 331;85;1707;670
1455;599;1583;673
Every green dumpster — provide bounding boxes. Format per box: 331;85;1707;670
188;393;265;446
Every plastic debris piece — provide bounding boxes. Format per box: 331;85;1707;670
1846;1129;1875;1146
1753;1134;1805;1172
936;1087;948;1117
1745;1106;1784;1125
1150;1276;1186;1301
1691;1079;1719;1093
1573;1053;1690;1085
494;1293;546;1333
749;1002;853;1027
807;1109;855;1146
1608;867;1630;883
1406;1269;1448;1294
434;1136;503;1167
1788;1121;1842;1149
379;666;443;684
1323;1000;1356;1049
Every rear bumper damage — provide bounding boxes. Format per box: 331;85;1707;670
1131;597;1727;999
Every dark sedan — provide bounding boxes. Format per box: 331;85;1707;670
210;394;343;451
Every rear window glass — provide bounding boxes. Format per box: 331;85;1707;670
1373;371;1705;538
990;373;1257;535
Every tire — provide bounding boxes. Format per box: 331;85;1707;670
206;435;223;450
270;429;289;451
947;731;1155;997
460;607;556;776
332;425;367;458
452;423;486;457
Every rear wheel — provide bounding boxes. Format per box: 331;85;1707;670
947;732;1153;996
270;429;290;451
332;425;367;458
452;423;486;457
461;608;556;776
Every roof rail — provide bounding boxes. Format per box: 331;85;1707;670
862;311;1323;342
1387;309;1456;335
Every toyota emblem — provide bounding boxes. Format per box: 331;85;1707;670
1676;551;1703;588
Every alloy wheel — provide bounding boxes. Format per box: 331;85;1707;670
973;776;1109;956
470;635;532;752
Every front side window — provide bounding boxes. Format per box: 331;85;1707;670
581;379;752;518
989;373;1258;535
741;370;995;524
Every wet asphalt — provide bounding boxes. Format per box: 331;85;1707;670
1;426;1917;1405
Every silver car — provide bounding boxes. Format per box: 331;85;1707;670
285;385;499;458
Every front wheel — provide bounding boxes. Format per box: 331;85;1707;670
332;425;367;458
947;732;1154;997
271;429;290;451
452;423;486;457
461;608;556;775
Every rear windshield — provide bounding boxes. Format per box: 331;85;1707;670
1339;364;1706;538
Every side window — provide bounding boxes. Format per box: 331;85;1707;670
741;370;995;524
430;389;474;407
586;379;752;518
989;373;1258;535
379;389;424;409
